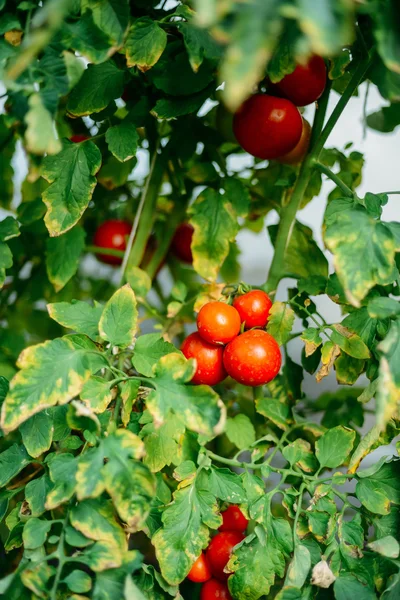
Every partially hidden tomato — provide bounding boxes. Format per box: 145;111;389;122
70;134;89;143
233;94;302;160
223;330;281;387
93;220;131;266
200;579;232;600
187;552;212;583
274;56;326;107
219;505;249;533
278;118;311;165
171;223;194;264
206;531;244;581
232;290;272;330
181;332;226;386
197;302;241;345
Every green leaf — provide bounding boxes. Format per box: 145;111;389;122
269;221;329;280
334;573;377;600
81;0;129;46
125;265;151;299
142;414;185;473
151;85;213;119
315;425;355;468
223;177;250;219
125;17;167;71
324;203;396;306
208;467;246;503
177;21;221;72
356;458;400;515
0;216;20;241
256;397;291;430
189;188;238;282
225;414;256;450
62;11;112;64
24;93;62;156
1;336;94;434
20;411;54;458
67;61;125;116
367;104;400;133
282;439;318;473
368;297;400;319
106;123;139;163
377;320;400;427
21;562;55;597
284;544;311;589
64;569;92;593
23;518;51;550
47;300;103;339
80;376;114;413
46;226;86;291
267;302;295;346
99;284;138;348
330;324;371;359
25;475;52;517
45;453;77;510
146;353;225;437
41;140;102;236
131;333;177;377
152;484;211;585
373;0;400;75
0;444;30;486
296;0;354;55
368;535;399;558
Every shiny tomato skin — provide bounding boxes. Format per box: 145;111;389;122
181;332;227;386
171;223;194;264
232;290;273;330
274;56;326;107
200;579;232;600
278;118;311;165
206;531;245;581
70;134;89;143
232;94;302;160
93;220;131;265
187;553;212;583
219;505;249;533
197;302;241;345
223;330;281;387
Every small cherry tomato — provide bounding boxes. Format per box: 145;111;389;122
200;579;232;600
274;56;326;107
223;330;281;387
93;220;131;266
233;94;302;160
197;302;241;345
206;531;244;581
70;134;89;143
187;552;212;583
171;223;194;264
181;332;226;386
232;290;272;330
219;506;249;533
278;118;311;165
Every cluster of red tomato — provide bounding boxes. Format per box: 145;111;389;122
233;55;326;163
187;505;248;599
182;290;281;387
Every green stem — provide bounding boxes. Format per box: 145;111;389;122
86;245;125;258
264;51;375;294
293;482;306;546
50;510;69;600
314;162;355;198
205;450;303;480
113;394;122;423
119;142;166;285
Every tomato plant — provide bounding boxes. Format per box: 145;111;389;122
0;1;400;600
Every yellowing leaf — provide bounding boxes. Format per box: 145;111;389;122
267;302;295;346
24;93;62;156
316;341;340;383
125;18;167;71
41;141;102;236
99;284;138;348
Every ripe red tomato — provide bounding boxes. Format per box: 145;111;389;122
232;94;302;160
200;579;232;600
181;332;226;386
219;506;249;533
278;118;311;165
187;552;212;583
171;223;194;264
232;290;272;330
70;134;89;143
223;330;281;387
274;56;326;107
93;220;131;266
197;302;241;345
206;531;244;581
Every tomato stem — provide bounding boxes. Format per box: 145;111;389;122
314;162;355;198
